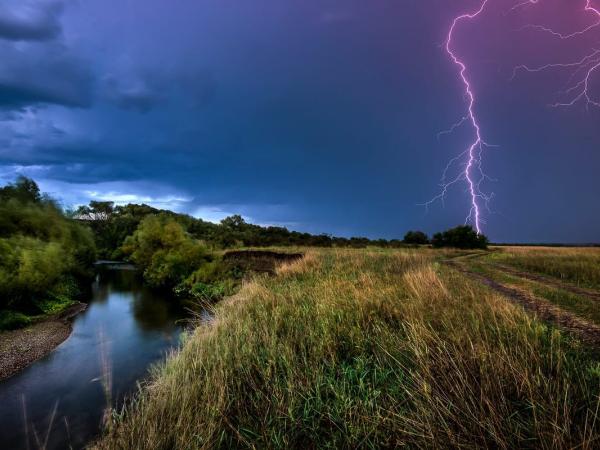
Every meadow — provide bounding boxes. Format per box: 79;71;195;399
468;247;600;329
485;246;600;290
94;247;600;449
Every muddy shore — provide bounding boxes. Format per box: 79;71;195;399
0;303;87;382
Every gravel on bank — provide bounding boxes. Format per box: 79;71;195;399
0;303;87;381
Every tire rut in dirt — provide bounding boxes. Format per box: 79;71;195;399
491;264;600;302
446;261;600;348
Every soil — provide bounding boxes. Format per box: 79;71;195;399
0;303;87;381
223;250;304;274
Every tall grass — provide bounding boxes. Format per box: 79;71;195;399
489;246;600;289
94;249;600;449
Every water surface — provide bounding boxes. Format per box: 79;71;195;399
0;267;186;450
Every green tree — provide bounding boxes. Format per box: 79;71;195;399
221;215;247;230
0;178;97;325
431;225;488;249
122;215;214;289
0;176;41;204
403;230;429;245
75;201;114;221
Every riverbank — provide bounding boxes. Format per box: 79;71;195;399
0;267;187;450
0;302;87;381
94;248;600;449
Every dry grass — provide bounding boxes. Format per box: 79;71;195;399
488;246;600;290
94;248;600;449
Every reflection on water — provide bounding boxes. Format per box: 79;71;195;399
0;267;186;450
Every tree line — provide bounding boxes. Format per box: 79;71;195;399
0;177;488;328
75;199;488;260
74;201;406;260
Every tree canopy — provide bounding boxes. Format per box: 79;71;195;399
403;230;429;245
431;225;488;249
122;215;213;289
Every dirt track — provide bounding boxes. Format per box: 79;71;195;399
446;259;600;347
493;263;600;301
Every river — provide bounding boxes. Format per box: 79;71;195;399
0;265;187;449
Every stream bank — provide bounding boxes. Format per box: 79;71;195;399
0;303;87;381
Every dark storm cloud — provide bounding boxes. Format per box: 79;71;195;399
103;83;162;113
0;1;91;110
0;42;93;109
0;1;64;42
109;89;161;113
99;65;216;113
1;0;600;242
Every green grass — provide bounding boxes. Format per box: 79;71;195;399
35;294;76;315
94;248;600;449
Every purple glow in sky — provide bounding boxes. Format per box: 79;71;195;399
428;0;600;236
513;0;600;108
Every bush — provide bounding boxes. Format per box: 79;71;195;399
0;310;32;330
431;225;488;249
188;281;227;301
403;230;429;245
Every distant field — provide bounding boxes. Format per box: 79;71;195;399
458;246;600;329
488;246;600;290
95;247;600;449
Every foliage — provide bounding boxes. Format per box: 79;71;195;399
0;310;33;330
121;215;216;291
182;259;240;301
188;281;229;301
0;175;41;204
36;293;76;315
94;249;600;449
0;177;96;327
74;202;156;259
403;230;429;245
431;225;488;249
77;203;410;259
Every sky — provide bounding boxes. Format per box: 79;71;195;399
0;0;599;243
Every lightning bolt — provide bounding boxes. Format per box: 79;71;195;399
425;0;491;235
426;0;599;235
511;0;600;109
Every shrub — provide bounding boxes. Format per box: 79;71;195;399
188;281;227;301
0;310;32;330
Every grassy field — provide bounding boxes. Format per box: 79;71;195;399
467;247;600;327
94;248;600;449
486;246;600;290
